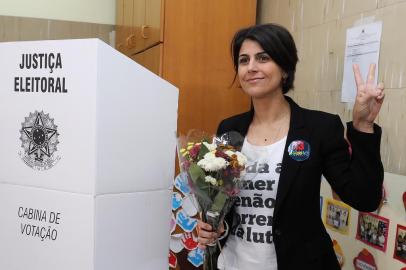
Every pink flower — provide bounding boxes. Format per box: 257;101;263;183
215;150;229;160
189;144;201;160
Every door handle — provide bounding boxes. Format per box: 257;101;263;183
141;25;150;39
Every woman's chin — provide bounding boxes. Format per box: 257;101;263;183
243;88;282;99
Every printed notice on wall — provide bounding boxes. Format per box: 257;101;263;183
341;21;382;103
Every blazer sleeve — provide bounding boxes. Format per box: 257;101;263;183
322;115;384;212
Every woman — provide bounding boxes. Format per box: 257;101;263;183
197;23;384;269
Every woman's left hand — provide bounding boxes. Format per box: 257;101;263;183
352;63;385;133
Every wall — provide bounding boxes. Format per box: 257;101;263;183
258;0;406;175
258;1;406;269
0;0;115;24
0;1;115;44
320;173;406;270
0;16;114;44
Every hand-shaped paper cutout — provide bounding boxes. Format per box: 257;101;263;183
168;251;177;268
176;210;197;232
182;232;199;250
170;234;184;253
187;247;205;267
174;172;191;195
182;194;198;217
172;192;183;210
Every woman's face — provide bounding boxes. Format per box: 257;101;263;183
238;39;285;99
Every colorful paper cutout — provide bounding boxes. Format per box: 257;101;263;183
182;232;199;250
170;234;184;253
182;194;199;217
169;251;177;268
394;224;406;264
172;192;183;210
356;212;389;252
353;248;377;270
333;239;345;268
174;172;191;195
324;198;351;235
176;209;198;232
187;247;205;267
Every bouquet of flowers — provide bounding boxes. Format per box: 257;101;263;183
178;130;247;270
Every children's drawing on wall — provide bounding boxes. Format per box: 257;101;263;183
356;212;389;252
394;224;406;264
324;198;351;235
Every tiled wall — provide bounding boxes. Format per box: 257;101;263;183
258;0;406;175
0;15;114;44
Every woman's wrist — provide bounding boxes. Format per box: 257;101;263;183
206;221;228;247
352;120;374;133
217;220;229;241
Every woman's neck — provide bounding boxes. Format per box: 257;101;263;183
252;92;290;124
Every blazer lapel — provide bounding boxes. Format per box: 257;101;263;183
274;97;312;217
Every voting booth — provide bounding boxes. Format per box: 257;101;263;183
0;39;178;270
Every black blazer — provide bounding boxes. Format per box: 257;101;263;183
217;96;383;270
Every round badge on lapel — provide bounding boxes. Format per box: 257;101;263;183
288;140;311;161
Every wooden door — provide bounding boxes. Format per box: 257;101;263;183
162;0;257;137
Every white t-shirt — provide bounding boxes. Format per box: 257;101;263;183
218;136;287;270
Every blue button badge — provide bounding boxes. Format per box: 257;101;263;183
288;140;311;161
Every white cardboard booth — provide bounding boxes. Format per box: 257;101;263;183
0;39;178;270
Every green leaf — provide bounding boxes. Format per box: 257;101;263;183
198;143;210;160
211;192;229;213
188;163;206;190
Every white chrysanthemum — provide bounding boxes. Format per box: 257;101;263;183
235;151;247;166
225;150;247;166
203;142;217;151
197;152;228;172
205;175;218;186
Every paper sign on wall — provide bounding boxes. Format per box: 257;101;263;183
341;21;382;103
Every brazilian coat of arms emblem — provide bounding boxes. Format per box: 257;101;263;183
19;111;60;170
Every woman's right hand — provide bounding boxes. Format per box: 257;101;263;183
197;220;225;249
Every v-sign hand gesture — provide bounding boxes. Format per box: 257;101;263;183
352;63;385;133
